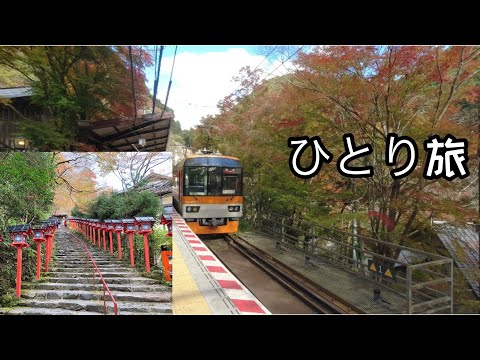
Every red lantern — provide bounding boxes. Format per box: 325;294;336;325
162;214;173;237
122;219;136;267
112;220;123;259
8;224;31;298
134;217;156;273
32;224;47;280
105;220;115;254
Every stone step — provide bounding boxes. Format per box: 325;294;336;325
56;252;118;256
60;246;119;250
17;299;172;314
46;277;159;285
54;256;127;264
0;307;165;316
54;256;126;259
50;263;128;268
56;252;116;255
46;269;131;273
45;271;138;278
54;256;116;260
2;307;99;315
52;263;125;268
22;289;171;303
7;229;171;316
53;262;127;267
53;257;126;261
64;262;135;266
54;260;124;264
51;267;136;272
24;282;170;293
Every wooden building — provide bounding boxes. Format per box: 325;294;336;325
0;87;50;150
1;86;173;152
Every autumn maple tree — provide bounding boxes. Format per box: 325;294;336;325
53;153;97;216
0;46;152;148
194;46;480;255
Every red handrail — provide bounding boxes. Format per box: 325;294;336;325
71;232;118;315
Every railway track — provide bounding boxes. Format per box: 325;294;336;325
203;234;362;314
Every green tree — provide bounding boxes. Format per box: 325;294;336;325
85;190;161;220
0;152;57;229
0;152;57;300
0;46;152;149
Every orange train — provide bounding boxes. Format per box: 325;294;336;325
172;152;243;235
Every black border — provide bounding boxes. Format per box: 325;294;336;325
3;314;478;342
2;11;479;45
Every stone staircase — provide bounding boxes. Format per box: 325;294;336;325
2;227;172;315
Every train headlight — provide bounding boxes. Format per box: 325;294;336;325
228;206;241;212
186;206;200;213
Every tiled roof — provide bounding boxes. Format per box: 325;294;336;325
0;87;32;99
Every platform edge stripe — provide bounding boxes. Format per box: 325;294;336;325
208;272;244;281
231;299;266;314
222;288;272;314
217;279;243;290
192;246;208;252
172;208;271;315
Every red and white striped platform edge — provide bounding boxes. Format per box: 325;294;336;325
172;212;271;315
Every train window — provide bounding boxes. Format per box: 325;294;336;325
185;167;207;195
222;168;242;195
207;167;222;195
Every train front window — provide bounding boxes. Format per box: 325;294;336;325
207;167;222;195
222;168;242;195
185;167;207;195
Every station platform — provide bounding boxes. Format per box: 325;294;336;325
239;231;408;314
172;213;270;315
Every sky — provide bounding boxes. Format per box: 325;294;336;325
63;152;173;192
145;45;301;130
96;152;172;191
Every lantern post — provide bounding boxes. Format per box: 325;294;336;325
87;219;92;243
8;225;31;298
122;219;136;267
101;221;107;251
90;220;94;243
92;219;98;245
106;220;115;255
112;220;123;259
134;217;155;273
32;224;47;280
161;244;172;282
97;220;102;248
42;220;55;272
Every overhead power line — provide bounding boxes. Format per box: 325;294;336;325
230;45;304;101
230;46;278;98
252;46;278;72
158;45;178;121
257;45;305;84
128;46;137;123
152;45;164;114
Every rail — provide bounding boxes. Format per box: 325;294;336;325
71;232;119;315
227;234;361;314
